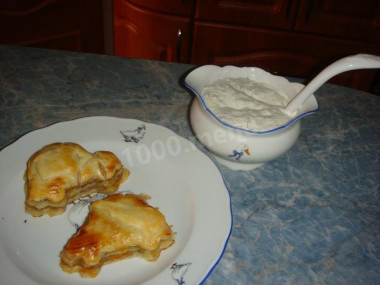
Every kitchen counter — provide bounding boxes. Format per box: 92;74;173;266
1;45;379;284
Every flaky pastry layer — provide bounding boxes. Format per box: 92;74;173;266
24;142;130;217
60;193;175;278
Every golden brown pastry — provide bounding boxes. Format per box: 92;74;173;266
24;142;130;217
60;193;175;278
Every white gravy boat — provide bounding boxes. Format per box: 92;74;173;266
184;54;379;171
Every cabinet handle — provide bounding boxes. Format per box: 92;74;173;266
177;29;182;63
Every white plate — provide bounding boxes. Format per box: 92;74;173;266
0;116;232;285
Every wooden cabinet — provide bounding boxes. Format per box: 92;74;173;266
113;0;380;92
113;0;194;62
127;0;194;16
294;0;380;41
0;0;105;54
195;0;297;29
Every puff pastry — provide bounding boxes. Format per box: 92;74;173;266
24;142;130;217
60;193;175;278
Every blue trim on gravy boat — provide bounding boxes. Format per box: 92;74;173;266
184;81;319;135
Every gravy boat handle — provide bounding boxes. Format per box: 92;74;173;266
284;54;380;116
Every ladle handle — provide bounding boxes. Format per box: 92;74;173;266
284;54;380;116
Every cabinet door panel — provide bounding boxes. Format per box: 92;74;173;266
191;22;380;91
295;0;380;42
114;0;191;62
196;0;296;29
0;0;104;53
128;0;195;16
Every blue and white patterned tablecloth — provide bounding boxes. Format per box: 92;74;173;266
1;45;379;284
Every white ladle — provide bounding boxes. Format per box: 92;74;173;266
284;54;380;116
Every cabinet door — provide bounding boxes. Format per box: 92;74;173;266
196;0;296;29
295;0;380;42
128;0;195;16
191;22;380;91
0;0;104;53
114;0;191;62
